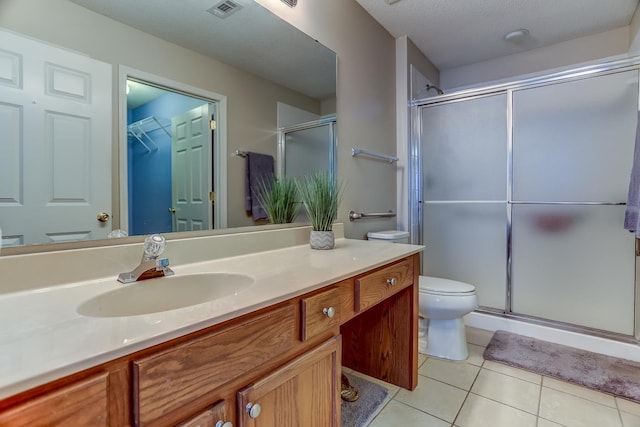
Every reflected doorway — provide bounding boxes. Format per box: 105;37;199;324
119;67;228;236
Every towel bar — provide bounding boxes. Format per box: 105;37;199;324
351;148;399;163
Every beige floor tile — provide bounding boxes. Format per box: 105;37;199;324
539;387;622;427
620;410;640;427
419;357;480;390
482;360;542;385
618;398;640;417
466;343;486;366
466;327;494;347
395;375;467;422
454;393;537;427
369;400;451;427
470;369;540;414
542;377;616;408
537;418;566;427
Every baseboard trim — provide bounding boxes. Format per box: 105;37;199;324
465;311;640;363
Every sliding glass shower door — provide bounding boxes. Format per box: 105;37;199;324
510;70;638;334
417;64;639;336
421;94;509;310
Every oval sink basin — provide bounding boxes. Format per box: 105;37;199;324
77;273;254;317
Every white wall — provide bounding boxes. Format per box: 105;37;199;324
256;0;398;239
441;26;630;90
630;4;640;54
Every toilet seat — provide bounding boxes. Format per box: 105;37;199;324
419;276;476;295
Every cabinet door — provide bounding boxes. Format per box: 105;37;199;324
177;400;229;427
237;336;340;427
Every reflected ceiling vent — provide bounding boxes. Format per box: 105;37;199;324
281;0;297;6
207;0;243;19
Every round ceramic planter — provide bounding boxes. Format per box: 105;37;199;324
309;230;335;250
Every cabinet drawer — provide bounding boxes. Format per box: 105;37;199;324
355;258;413;312
300;287;340;341
133;304;296;426
0;373;108;427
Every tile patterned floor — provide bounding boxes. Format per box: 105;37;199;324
347;327;640;427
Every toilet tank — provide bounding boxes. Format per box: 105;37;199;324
366;230;410;244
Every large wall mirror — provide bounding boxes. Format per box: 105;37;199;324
0;0;337;254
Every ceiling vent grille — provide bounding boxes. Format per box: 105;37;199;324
281;0;297;6
207;0;243;19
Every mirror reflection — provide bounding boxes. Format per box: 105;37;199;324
0;0;337;251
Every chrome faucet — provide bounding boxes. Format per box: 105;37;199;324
117;234;175;283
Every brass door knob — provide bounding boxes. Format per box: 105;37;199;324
97;212;110;223
169;207;176;214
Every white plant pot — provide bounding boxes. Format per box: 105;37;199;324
309;230;334;250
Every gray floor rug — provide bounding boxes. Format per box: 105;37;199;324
484;330;640;403
341;372;389;427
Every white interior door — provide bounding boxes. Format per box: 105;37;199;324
0;29;112;246
171;104;212;232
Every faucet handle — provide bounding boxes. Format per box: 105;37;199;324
144;234;166;259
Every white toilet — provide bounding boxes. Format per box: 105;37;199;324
366;230;478;361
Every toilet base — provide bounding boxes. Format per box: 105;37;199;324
425;318;469;361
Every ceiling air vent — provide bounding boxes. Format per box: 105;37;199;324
281;0;297;6
207;0;243;19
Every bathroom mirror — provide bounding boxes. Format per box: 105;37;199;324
0;0;337;253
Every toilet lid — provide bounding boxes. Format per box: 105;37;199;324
419;276;476;295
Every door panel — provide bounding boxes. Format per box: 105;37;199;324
0;29;112;246
511;204;635;334
512;70;638;202
171;105;211;232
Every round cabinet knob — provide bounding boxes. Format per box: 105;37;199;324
96;212;110;223
386;277;397;286
246;402;262;419
215;422;233;427
323;307;336;318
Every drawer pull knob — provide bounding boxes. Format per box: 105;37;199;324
246;402;262;419
386;277;397;286
215;422;233;427
323;307;336;318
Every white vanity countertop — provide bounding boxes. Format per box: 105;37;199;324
0;238;423;399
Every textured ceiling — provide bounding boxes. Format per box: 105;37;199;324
356;0;639;70
71;0;336;99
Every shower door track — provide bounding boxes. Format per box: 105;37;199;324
475;306;640;345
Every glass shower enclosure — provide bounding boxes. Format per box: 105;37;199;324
277;116;337;180
412;61;639;337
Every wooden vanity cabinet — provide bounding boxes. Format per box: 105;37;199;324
0;254;418;427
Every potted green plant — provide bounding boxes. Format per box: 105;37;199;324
296;171;344;250
256;175;300;224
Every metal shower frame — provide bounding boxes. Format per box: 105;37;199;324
409;56;640;342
